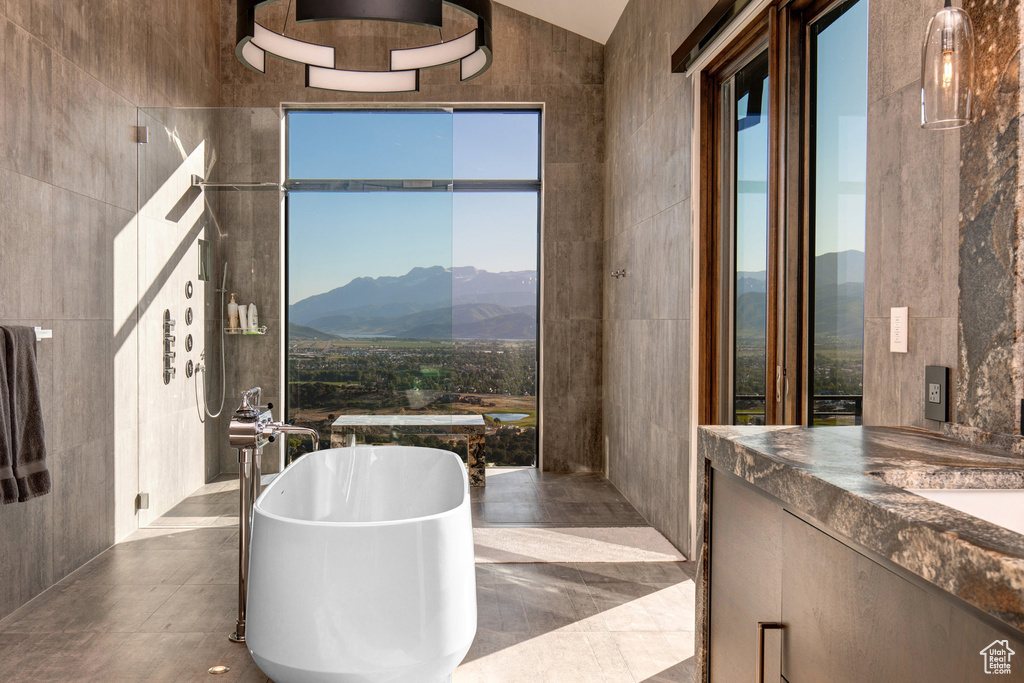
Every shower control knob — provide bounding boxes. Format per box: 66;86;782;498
267;434;276;443
267;403;274;411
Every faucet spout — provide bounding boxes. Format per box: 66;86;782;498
265;423;320;453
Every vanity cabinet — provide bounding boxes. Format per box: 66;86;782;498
709;471;783;682
709;468;1024;682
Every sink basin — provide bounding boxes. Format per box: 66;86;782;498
908;488;1024;535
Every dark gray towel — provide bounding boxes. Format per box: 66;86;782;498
1;326;49;503
0;327;14;504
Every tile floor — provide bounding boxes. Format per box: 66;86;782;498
0;468;695;682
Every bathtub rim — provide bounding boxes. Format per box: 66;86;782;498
253;444;471;528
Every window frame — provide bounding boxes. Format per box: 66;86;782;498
695;0;867;427
282;106;544;466
804;0;868;425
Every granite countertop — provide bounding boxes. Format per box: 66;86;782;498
699;425;1024;634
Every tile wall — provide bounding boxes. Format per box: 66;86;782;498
0;1;220;620
862;0;962;429
602;0;715;555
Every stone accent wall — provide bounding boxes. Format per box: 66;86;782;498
956;0;1022;438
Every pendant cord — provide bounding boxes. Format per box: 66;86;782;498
283;0;293;33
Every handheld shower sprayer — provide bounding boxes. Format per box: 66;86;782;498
195;262;229;421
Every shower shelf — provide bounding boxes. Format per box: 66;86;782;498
225;326;268;336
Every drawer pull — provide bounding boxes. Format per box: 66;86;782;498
756;622;784;683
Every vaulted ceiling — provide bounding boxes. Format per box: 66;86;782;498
497;0;630;44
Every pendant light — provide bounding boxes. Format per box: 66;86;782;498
235;0;493;93
921;0;974;129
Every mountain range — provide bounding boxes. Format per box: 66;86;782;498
289;266;538;340
736;250;864;339
290;251;864;342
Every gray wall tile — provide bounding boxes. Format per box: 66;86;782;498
603;0;695;554
0;0;220;622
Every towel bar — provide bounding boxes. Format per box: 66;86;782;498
34;327;52;341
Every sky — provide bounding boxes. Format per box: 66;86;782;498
812;0;868;258
734;0;867;271
287;111;540;303
735;71;770;275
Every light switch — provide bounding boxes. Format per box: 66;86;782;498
890;307;908;353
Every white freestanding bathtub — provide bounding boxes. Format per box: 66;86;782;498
246;445;477;682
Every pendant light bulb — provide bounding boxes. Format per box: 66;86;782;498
921;0;974;129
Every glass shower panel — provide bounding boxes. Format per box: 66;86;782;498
135;107;218;527
810;0;867;425
731;50;770;425
136;107;284;528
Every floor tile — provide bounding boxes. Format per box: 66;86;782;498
57;547;210;587
137;584;236;634
0;469;695;682
116;528;235;552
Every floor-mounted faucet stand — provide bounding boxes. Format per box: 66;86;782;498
230;444;259;643
227;387;320;643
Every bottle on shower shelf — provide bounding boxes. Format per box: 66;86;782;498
248;303;259;332
228;293;240;330
238;304;249;332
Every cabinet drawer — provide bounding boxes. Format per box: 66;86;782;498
781;511;1023;682
710;470;784;682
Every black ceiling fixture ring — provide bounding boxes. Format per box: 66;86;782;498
235;0;493;92
296;0;444;26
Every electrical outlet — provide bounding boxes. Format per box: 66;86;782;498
925;366;949;422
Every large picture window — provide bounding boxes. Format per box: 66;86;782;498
285;110;541;466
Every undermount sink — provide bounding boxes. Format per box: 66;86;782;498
908;488;1024;536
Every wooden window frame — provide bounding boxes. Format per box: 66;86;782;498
696;0;855;427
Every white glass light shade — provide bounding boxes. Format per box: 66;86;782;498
306;66;418;93
253;23;335;68
921;4;974;129
461;48;491;81
239;40;266;74
391;31;479;71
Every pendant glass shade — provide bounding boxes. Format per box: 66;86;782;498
921;3;974;129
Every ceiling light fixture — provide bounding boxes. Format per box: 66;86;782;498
921;0;974;129
235;0;493;93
